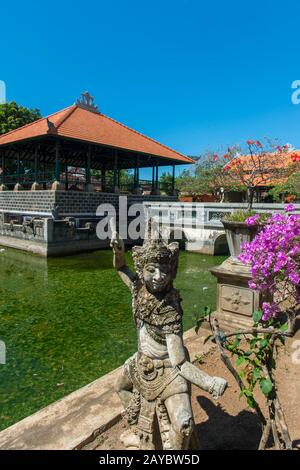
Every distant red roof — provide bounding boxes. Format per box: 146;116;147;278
0;104;194;164
224;151;300;186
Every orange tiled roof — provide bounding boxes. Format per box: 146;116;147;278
0;104;194;164
225;151;300;186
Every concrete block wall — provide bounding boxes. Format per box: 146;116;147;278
0;191;179;256
55;192;121;216
0;191;56;214
0;190;178;217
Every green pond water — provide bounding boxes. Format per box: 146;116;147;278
0;248;226;431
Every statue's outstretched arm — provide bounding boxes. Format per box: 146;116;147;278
166;334;227;399
110;231;136;288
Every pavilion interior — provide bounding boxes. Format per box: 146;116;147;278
0;136;182;194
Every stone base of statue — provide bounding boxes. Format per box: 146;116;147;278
209;257;262;331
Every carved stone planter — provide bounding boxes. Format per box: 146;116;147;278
210;257;263;331
222;220;259;261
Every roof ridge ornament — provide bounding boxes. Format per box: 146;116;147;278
46;118;56;133
76;91;99;113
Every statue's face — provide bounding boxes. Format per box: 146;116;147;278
143;262;172;293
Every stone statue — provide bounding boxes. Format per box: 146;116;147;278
111;221;227;450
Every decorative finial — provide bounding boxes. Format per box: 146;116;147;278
46;118;56;133
76;91;99;113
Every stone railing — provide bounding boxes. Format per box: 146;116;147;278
144;202;300;229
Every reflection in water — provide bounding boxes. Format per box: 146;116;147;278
0;247;225;430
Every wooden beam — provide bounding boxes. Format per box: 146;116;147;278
1;150;4;185
86;144;91;185
113;150;118;190
172;164;175;194
34;144;39;182
55;140;60;182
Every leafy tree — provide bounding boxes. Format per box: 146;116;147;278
159;172;174;194
91;169;134;189
221;140;297;209
175;152;245;199
0;101;41;134
268;171;300;202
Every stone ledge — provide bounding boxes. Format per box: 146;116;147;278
0;366;123;451
0;327;209;450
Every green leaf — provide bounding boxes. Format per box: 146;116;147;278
250;337;259;348
252;368;261;381
279;323;288;332
247;394;257;409
233;337;241;347
240;389;257;408
259;339;269;349
259;378;273;397
236;356;246;367
244;350;253;357
253;310;263;323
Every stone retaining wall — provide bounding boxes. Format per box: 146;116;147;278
0;191;178;255
0;190;177;216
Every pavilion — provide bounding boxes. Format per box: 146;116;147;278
0;92;194;194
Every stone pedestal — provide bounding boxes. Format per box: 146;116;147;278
13;183;23;191
51;181;63;191
31;182;42;191
210;257;262;331
0;184;7;191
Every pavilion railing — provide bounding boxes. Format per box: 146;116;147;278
1;173;175;195
3;172;56;189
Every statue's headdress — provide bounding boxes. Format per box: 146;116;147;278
132;218;179;278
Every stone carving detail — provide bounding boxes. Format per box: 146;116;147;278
208;210;231;221
111;219;227;450
221;285;253;317
76;91;99;113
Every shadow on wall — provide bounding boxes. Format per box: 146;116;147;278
214;234;229;256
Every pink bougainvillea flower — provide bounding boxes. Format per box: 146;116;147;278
213;154;219;161
247;140;255;145
239;211;300;321
289;271;300;285
223;153;229;159
246;214;260;226
262;302;279;321
248;281;257;289
256;140;262;147
285;204;296;212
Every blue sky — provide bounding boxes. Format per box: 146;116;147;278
1;0;300;178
